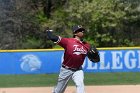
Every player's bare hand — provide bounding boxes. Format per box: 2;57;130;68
45;27;53;32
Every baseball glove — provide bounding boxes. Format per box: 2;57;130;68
87;45;100;63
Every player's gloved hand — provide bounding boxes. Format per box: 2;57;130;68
87;45;100;63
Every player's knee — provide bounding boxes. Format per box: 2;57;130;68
75;80;84;87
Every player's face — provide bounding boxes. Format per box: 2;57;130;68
75;30;84;38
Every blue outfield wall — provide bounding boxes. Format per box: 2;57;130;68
0;47;140;74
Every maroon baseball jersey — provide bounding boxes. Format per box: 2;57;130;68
57;36;90;68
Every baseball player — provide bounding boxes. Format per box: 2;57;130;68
46;25;91;93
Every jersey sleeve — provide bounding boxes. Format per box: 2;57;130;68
55;36;68;49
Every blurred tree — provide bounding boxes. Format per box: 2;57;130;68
0;0;54;49
63;0;140;47
0;0;139;49
33;0;140;47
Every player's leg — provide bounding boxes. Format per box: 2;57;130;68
72;70;85;93
52;67;73;93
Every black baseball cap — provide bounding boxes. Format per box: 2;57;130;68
72;25;85;33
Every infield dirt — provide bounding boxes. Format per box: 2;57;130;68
0;85;140;93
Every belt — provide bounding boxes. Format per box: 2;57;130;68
62;64;81;71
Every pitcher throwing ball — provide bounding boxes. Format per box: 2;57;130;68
46;25;100;93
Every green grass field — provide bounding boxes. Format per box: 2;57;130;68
0;72;140;88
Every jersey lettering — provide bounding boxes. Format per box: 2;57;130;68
73;45;87;55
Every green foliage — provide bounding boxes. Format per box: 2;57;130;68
19;0;140;48
38;0;139;47
60;0;127;46
22;37;43;49
1;0;139;49
35;11;48;24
